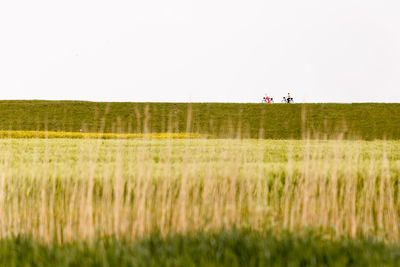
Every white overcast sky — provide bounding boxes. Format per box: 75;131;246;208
0;0;399;103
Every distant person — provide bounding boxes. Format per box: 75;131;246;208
286;93;294;103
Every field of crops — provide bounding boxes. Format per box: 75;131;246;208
1;101;400;139
1;101;400;265
1;135;400;265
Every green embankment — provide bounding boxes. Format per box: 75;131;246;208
2;231;400;267
1;100;400;139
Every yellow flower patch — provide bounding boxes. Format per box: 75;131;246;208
0;131;203;139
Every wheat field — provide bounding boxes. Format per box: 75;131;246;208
1;137;399;244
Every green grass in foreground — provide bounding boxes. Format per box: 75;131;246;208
2;230;400;267
1;100;400;139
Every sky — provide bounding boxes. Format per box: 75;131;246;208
0;0;399;103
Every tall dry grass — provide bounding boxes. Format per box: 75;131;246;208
0;136;399;243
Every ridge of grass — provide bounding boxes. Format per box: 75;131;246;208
1;101;400;139
1;230;400;267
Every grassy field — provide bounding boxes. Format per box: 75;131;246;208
1;100;400;139
1;138;400;264
2;231;400;266
1;101;400;265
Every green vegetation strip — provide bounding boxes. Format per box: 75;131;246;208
2;231;400;267
1;100;400;139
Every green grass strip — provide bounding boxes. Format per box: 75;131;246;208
1;230;400;266
1;101;400;139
